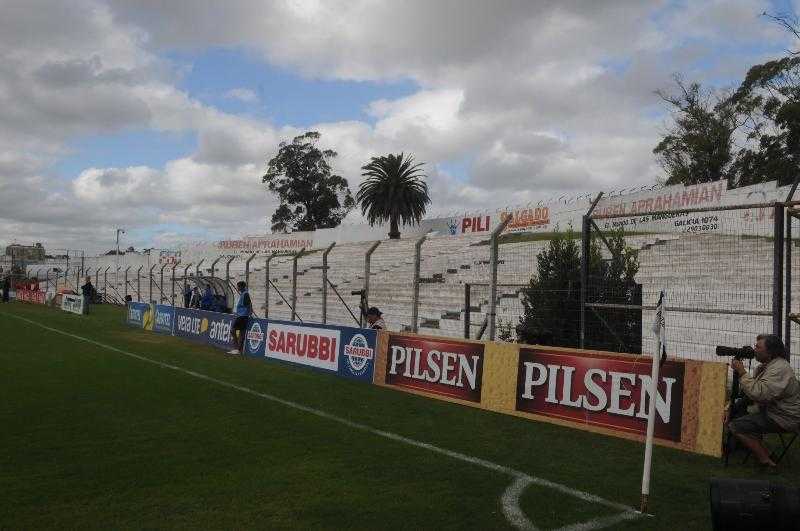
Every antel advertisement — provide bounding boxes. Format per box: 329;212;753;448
152;304;175;335
173;307;236;350
386;334;485;402
515;348;685;442
127;302;149;327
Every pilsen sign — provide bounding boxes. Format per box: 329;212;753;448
386;335;485;402
515;348;685;442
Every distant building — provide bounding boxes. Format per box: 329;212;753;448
5;243;45;261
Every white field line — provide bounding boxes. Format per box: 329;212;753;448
1;311;644;531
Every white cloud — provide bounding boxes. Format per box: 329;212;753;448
224;87;259;103
0;0;795;253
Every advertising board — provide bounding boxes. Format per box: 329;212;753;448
385;334;485;402
173;307;237;350
61;294;85;315
16;289;46;304
126;302;150;327
152;304;175;335
515;348;685;441
245;318;376;381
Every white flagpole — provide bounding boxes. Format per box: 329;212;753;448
641;290;665;514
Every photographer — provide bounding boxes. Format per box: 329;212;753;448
728;334;800;468
363;306;386;330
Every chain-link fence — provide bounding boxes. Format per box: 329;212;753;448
589;202;782;366
15;198;800;374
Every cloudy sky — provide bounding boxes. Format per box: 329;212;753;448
0;0;795;253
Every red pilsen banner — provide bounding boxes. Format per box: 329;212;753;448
515;348;685;442
17;288;46;305
386;334;484;402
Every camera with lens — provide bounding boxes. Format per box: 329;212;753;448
351;289;365;296
715;345;756;360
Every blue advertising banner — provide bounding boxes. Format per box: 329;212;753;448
174;307;237;351
338;327;377;382
245;318;267;356
244;318;376;382
152;304;175;335
126;302;150;328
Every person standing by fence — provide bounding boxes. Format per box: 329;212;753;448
228;281;252;356
81;276;94;314
1;274;9;302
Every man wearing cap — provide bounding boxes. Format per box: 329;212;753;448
365;306;386;330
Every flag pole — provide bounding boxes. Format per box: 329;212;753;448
641;289;665;514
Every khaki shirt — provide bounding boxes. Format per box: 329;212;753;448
740;357;800;431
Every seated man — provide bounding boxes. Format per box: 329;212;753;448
200;285;214;311
728;334;800;468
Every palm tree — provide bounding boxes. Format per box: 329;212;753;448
357;153;431;239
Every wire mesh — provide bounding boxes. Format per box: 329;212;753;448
591;204;777;363
8;199;793;371
787;211;800;371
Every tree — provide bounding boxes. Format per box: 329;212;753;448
516;229;641;353
263;132;355;233
653;75;739;186
728;49;800;187
357;153;431;239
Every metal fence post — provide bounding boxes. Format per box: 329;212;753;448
183;263;192;306
265;253;277;318
137;266;142;301
580;193;603;349
115;266;120;295
489;216;512;340
291;248;306;322
171;262;179;306
45;269;50;293
149;264;157;303
160;263;168;303
464;283;471;339
322;243;335;324
104;267;110;301
364;241;381;324
63;267;69;291
225;256;236;287
196;259;205;279
786;210;793;357
124;266;130;299
774;202;785;338
580;216;591;349
412;234;427;333
211;256;222;279
245;253;256;288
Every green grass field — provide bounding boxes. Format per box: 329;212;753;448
1;302;796;530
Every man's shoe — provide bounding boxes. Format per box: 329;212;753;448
227;349;240;355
